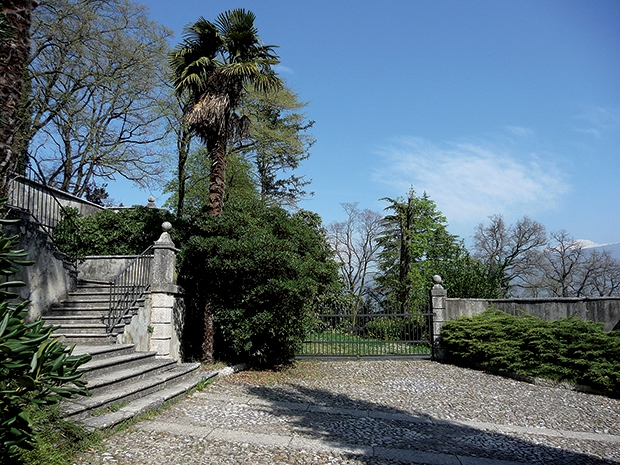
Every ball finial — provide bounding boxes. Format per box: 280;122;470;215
162;221;172;232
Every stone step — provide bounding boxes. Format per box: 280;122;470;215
83;357;178;395
72;344;136;360
76;369;217;430
44;314;105;325
57;299;112;307
78;350;159;380
46;322;122;335
47;305;141;316
55;332;118;345
63;361;202;422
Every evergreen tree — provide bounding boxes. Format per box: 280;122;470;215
376;188;501;312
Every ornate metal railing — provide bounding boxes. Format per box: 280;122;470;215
107;246;153;334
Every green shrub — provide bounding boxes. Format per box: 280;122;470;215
0;215;91;461
440;309;620;396
179;199;341;366
366;317;405;341
54;206;175;257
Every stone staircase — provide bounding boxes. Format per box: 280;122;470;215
44;281;215;430
44;281;127;344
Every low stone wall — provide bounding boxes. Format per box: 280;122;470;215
78;255;147;282
444;297;620;331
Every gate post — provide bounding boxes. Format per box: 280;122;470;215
431;275;447;360
149;222;182;359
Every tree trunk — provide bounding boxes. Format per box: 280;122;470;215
0;0;35;194
201;299;214;363
201;132;228;361
207;134;227;217
175;121;192;219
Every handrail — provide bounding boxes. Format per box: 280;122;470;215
106;246;153;334
5;167;80;270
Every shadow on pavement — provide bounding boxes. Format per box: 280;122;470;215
244;382;618;465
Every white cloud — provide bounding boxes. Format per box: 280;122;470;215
574;106;620;138
504;125;535;138
373;136;570;228
274;64;294;74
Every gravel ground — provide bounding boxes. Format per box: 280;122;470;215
74;360;620;465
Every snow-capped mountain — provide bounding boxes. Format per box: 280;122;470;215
581;241;620;261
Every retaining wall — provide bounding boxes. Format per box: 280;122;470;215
445;297;620;331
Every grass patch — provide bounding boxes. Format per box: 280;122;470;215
17;405;102;465
440;308;620;397
300;330;431;356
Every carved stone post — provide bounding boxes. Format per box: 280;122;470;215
431;275;447;360
149;222;181;358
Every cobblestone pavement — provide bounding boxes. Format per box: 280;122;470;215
75;360;620;465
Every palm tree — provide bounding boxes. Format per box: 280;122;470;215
169;8;281;217
0;1;36;194
170;9;280;361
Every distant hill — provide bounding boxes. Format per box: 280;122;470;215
582;241;620;261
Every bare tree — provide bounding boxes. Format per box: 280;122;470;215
538;232;620;297
23;0;173;196
584;249;620;297
537;230;586;297
472;215;547;296
327;203;383;314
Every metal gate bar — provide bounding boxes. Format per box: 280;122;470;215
299;312;433;357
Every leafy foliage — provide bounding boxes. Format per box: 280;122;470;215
169;8;281;218
178;198;340;365
54;206;175;257
365;316;424;342
440;309;620;396
375;188;500;313
0;215;91;461
164;147;260;219
235;85;315;208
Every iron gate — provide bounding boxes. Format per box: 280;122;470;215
298;310;434;358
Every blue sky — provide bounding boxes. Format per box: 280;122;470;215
119;0;620;246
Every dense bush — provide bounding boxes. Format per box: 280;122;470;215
54;206;175;257
0;215;90;461
179;199;341;366
440;309;620;396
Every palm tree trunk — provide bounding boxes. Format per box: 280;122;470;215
0;0;35;195
201;133;228;361
207;135;227;217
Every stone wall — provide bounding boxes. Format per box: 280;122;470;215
8;175;104;225
447;297;620;332
78;255;147;282
4;215;75;321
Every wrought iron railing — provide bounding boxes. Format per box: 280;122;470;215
5;168;80;269
106;246;153;334
299;311;433;357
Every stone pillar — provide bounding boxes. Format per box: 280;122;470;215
431;275;447;360
149;222;181;358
